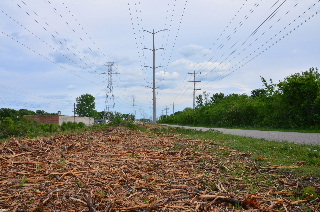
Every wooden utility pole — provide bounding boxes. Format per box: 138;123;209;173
73;103;76;123
188;71;201;109
164;106;169;118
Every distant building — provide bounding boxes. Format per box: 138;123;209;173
24;115;94;126
94;119;109;124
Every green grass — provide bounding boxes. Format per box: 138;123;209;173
150;124;320;211
220;126;320;133
153;126;320;178
165;123;320;133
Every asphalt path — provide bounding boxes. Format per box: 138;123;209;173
163;124;320;145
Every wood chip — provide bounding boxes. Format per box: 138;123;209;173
0;125;318;211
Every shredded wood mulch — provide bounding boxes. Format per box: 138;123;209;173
0;125;319;211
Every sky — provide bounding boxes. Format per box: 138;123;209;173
1;0;320;120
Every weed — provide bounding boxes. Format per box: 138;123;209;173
144;197;150;204
27;200;35;204
235;202;243;210
21;175;27;186
59;158;67;166
172;143;183;150
36;164;42;171
134;153;140;160
160;126;320;177
198;157;205;163
98;191;106;196
76;181;85;187
302;186;318;200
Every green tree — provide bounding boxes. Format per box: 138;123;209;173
18;109;36;117
0;117;15;136
160;68;320;129
196;94;204;108
251;88;267;98
210;92;225;103
36;110;49;115
278;67;320;127
196;91;211;108
261;77;278;97
0;108;18;121
75;94;96;117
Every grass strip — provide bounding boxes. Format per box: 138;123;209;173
153;126;320;178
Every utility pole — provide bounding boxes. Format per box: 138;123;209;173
132;96;136;120
188;71;201;109
173;102;175;115
144;29;168;123
164;106;169;118
73;103;76;123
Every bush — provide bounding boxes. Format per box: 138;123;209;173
61;122;86;131
0;117;15;137
0;117;56;138
160;68;320;130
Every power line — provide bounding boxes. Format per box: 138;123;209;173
127;1;153;113
203;0;320;84
168;0;253;105
7;0;107;85
169;0;319;109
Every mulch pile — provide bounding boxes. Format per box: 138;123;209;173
0;125;319;211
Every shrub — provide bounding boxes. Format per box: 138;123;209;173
61;122;86;131
0;117;15;137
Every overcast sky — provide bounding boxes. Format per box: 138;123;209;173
1;0;320;119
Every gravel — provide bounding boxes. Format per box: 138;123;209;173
164;125;320;145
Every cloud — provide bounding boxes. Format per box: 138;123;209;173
171;58;231;72
1;0;319;118
201;82;253;96
112;55;137;66
83;48;100;57
179;45;212;58
156;71;179;80
50;52;73;64
171;58;195;71
68;85;77;89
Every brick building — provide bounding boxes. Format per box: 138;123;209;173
24;115;94;126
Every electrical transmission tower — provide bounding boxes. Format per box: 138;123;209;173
188;71;201;109
101;62;119;112
144;29;168;123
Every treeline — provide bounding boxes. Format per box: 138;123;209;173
0;116;87;138
0;108;89;138
0;108;57;121
96;111;135;122
159;68;320;129
0;108;134;139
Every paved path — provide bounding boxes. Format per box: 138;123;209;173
163;125;320;145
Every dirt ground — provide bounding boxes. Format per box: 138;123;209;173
0;125;319;211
